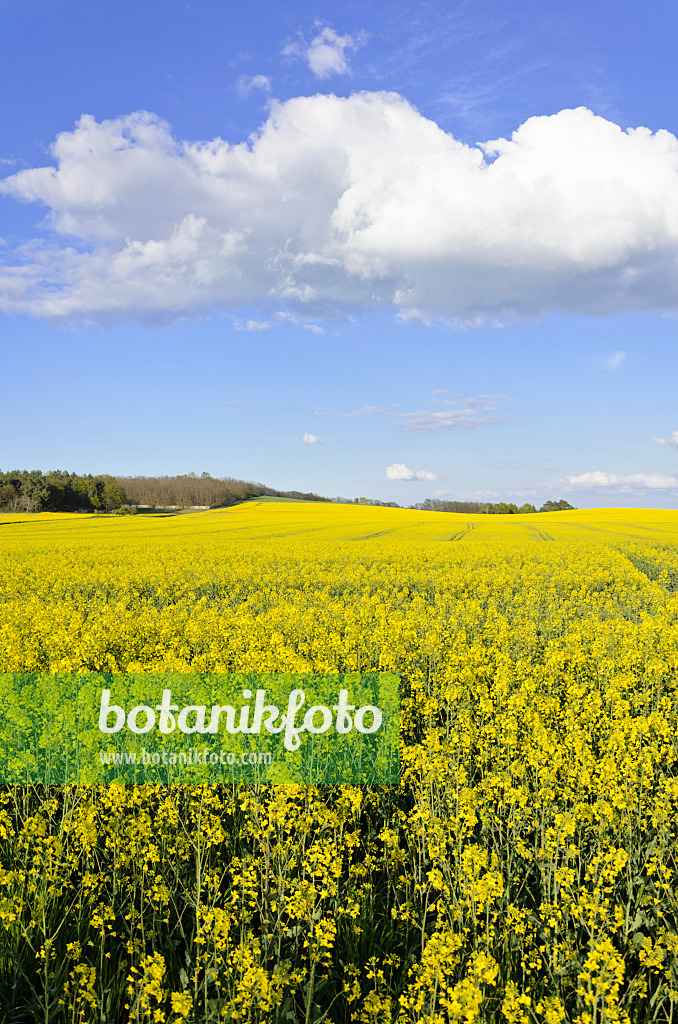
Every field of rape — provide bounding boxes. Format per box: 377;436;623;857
1;499;678;1023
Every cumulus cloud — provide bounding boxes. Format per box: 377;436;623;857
654;430;678;448
560;471;678;490
386;463;440;481
301;432;323;444
285;26;366;79
236;75;272;99
5;99;678;324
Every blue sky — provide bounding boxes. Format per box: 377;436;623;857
2;0;678;506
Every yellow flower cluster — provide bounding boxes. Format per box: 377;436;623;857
0;500;677;1021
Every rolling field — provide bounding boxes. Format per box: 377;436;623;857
1;502;678;1022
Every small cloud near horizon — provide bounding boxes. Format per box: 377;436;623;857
558;470;678;491
386;463;440;481
301;432;323;444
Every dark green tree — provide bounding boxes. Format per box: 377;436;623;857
538;499;576;512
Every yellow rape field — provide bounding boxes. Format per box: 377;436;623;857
1;500;678;1023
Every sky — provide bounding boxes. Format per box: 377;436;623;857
1;0;678;507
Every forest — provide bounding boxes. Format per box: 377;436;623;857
0;470;329;513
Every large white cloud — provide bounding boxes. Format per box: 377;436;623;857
3;95;678;325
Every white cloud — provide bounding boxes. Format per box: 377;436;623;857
395;307;435;326
601;350;626;370
654;430;678;448
236;75;272;99
233;318;271;331
5;100;678;324
397;410;500;430
284;26;366;79
342;395;501;425
386;463;440;481
451;488;538;500
397;394;508;431
344;405;389;416
559;470;678;490
302;432;323;444
224;399;243;405
386;464;415;481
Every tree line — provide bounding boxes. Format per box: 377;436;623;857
0;469;575;515
329;497;576;513
412;498;575;514
0;470;330;513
